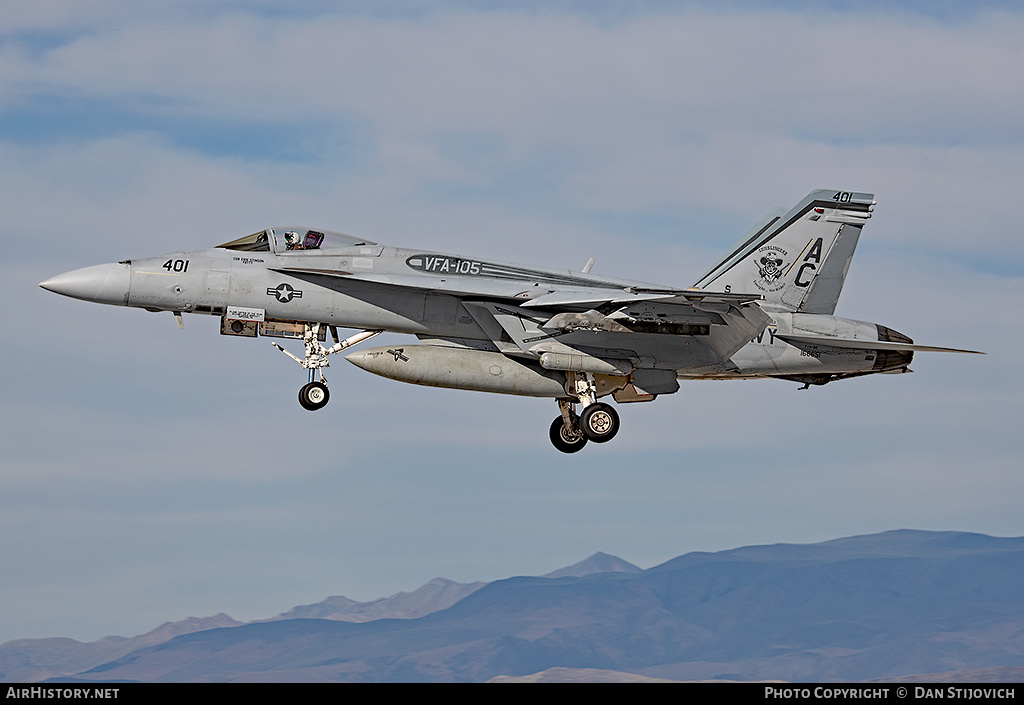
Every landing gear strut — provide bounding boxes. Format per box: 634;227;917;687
549;373;622;453
272;324;381;411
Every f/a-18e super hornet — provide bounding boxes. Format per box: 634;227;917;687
41;189;980;452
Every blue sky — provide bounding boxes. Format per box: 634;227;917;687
2;1;1022;644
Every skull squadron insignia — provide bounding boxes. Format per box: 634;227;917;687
40;190;982;453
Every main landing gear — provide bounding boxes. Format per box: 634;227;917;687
549;373;621;453
272;323;381;411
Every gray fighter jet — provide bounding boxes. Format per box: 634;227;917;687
40;189;980;452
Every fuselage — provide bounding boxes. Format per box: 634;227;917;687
41;234;912;389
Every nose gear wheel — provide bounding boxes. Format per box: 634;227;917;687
299;381;330;411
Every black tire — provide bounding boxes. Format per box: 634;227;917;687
580;402;619;443
549;415;588;454
298;383;314;410
299;381;330;411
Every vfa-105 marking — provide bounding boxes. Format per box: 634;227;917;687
40;190;982;452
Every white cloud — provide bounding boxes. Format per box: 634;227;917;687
7;8;1021;261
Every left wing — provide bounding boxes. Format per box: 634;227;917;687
276;259;773;373
462;297;772;374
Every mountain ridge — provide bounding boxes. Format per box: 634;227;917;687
0;550;640;682
3;531;1021;683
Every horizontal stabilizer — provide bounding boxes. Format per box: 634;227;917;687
778;333;984;354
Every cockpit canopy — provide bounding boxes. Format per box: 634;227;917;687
217;227;376;253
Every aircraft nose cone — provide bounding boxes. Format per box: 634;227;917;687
39;262;131;306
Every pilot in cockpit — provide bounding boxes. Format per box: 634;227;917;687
285;230;325;250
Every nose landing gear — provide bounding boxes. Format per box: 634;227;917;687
272;323;381;411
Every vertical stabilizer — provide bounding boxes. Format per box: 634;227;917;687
694;190;874;313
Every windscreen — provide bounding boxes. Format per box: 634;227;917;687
218;227;375;252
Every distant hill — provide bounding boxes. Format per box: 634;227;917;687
0;551;635;682
3;531;1023;683
0;614;241;683
542;551;641;579
265;578;487;623
265;551;638;623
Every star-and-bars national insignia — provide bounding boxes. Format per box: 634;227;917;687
267;283;303;303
